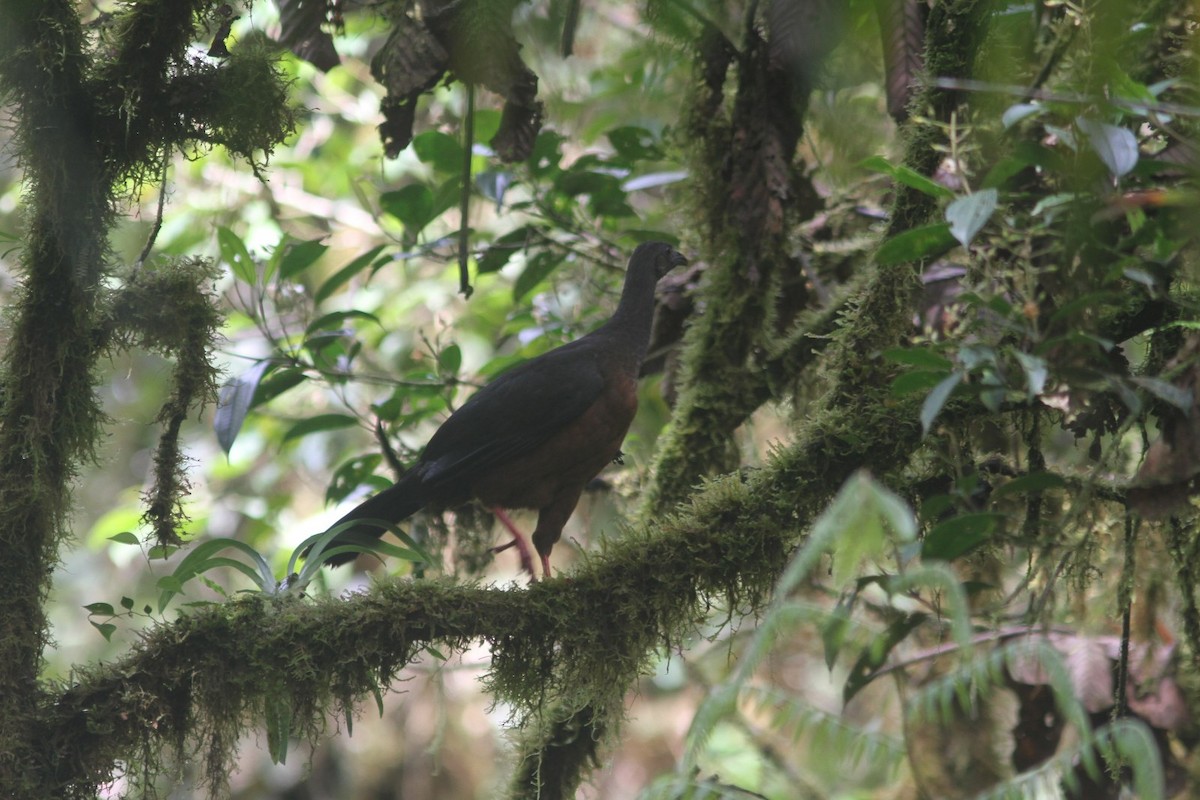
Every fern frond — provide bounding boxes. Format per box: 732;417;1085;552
742;684;905;777
971;718;1164;800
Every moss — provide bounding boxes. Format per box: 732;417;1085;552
98;259;225;546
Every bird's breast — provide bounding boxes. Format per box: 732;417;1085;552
471;372;639;511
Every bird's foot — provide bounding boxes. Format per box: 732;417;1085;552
489;507;537;578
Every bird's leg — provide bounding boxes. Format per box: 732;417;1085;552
489;507;536;577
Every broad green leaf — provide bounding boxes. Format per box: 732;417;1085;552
120;596;135;610
945;189;998;248
478;226;537;274
108;531;141;545
920;372;962;434
859;155;954;199
313;244;388;303
513;251;565;302
922;512;1004;560
277;238;328;280
281;413;358;443
89;621;117;641
380;184;435;232
875;223;957;265
215;359;274;454
412;130;464;174
438;343;462;375
217;226;256;284
84;602;115;616
252;367;306;407
843;613;926;702
304;310;381;337
882;347;954;371
1077;117;1138;178
891;370;951;397
607;126;664;162
993;472;1067;499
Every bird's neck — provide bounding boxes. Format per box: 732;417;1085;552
591;264;659;367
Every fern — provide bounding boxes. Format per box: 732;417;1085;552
741;684;905;777
972;718;1164;800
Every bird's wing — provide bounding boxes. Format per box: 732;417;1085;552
415;340;606;489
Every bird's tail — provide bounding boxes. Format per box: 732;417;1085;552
307;472;428;567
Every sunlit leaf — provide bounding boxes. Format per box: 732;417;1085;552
107;531;141;546
217;226;256;284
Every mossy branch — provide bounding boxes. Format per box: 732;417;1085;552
97;259;225;547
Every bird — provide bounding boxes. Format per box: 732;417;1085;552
313;241;688;578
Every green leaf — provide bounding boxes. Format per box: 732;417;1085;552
264;686;292;765
411;130;464;174
217;226;256;284
304;310;381;337
157;538;275;612
513;251;565;302
478;226;537;274
120;596;135;611
875;223;957;265
277;238;328;280
108;531;141;545
84;602;115;616
882;347;954;371
843;613;926;702
253;367;306;407
922;512;1003;561
891;370;951;397
607;126;664;162
380;184;435;232
1077;117;1138;178
945;189;998;248
281;413;358;443
438;343;462;375
215;359;274;454
313;244;388;303
921;372;962;434
89;620;117;641
992;472;1067;499
860;155;955;199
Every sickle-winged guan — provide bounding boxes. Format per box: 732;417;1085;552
317;241;688;578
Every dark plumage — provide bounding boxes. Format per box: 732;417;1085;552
317;241;688;578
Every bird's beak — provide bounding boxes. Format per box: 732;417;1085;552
670;250;689;268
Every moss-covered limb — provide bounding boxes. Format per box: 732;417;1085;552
506;703;605;800
641;19;822;515
98;259;225;547
0;2;113;794
37;377;929;798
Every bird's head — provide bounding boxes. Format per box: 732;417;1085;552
631;240;689;281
